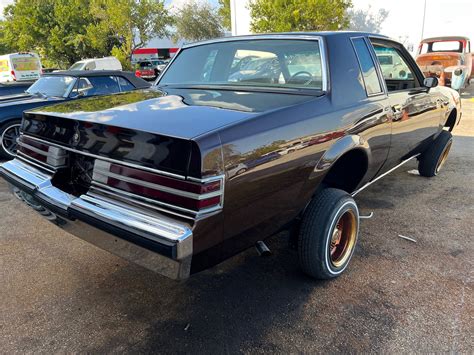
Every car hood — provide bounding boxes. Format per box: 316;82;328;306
28;87;317;139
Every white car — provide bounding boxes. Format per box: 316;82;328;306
69;57;122;71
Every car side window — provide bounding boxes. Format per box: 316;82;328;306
371;42;418;92
71;76;121;97
84;62;96;70
351;38;383;95
116;76;135;92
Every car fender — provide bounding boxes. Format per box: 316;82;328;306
296;134;371;210
314;134;371;174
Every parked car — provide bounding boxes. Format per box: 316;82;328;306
151;59;169;74
0;52;42;83
69;57;122;71
416;36;473;89
135;61;158;80
0;32;461;281
0;70;150;158
0;81;35;97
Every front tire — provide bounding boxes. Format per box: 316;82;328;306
418;130;453;177
0;120;21;159
298;188;359;280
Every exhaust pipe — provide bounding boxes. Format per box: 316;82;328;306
255;241;271;256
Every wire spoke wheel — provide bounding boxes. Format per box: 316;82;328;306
329;210;357;268
1;123;21;157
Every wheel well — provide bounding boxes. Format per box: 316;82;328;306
445;109;457;132
321;149;368;193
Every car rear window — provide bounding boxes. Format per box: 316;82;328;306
159;39;325;91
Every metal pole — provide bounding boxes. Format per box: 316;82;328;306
421;0;427;40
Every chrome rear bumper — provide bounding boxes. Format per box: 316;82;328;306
0;158;193;280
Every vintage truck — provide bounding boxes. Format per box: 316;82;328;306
416;36;473;89
0;32;461;280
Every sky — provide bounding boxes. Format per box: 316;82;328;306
1;0;473;49
352;0;474;49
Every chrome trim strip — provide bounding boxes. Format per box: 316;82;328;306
88;186;196;221
352;154;420;197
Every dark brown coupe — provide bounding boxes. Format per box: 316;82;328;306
0;32;462;280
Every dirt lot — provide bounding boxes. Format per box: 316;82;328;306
1;89;473;353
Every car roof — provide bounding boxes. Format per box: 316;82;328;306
421;36;470;43
183;31;390;48
44;70;151;88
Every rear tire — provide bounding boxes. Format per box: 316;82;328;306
0;119;21;159
418;130;453;177
298;188;359;280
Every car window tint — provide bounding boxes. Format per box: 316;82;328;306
116;76;135;92
160;39;324;90
73;76;120;97
372;43;417;92
352;38;383;95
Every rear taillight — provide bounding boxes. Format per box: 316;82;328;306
11;70;16;81
17;136;67;167
135;70;141;77
92;160;224;213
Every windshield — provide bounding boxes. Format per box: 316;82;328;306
26;76;76;97
158;39;324;91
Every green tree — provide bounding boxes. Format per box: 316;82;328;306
89;0;171;70
0;0;171;69
1;0;117;67
249;0;352;33
218;0;231;31
0;20;13;54
172;0;224;43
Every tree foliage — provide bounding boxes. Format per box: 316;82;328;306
0;0;171;69
249;0;352;33
218;0;231;31
172;0;224;43
347;6;389;33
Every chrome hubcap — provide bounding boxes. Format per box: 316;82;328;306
330;210;357;268
435;141;452;174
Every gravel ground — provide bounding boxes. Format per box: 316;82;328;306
1;89;473;353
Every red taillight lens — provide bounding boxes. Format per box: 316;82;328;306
11;70;16;81
93;161;224;213
135;70;141;77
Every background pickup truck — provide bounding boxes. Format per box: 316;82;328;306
0;32;461;281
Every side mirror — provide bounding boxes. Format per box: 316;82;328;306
423;77;438;88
